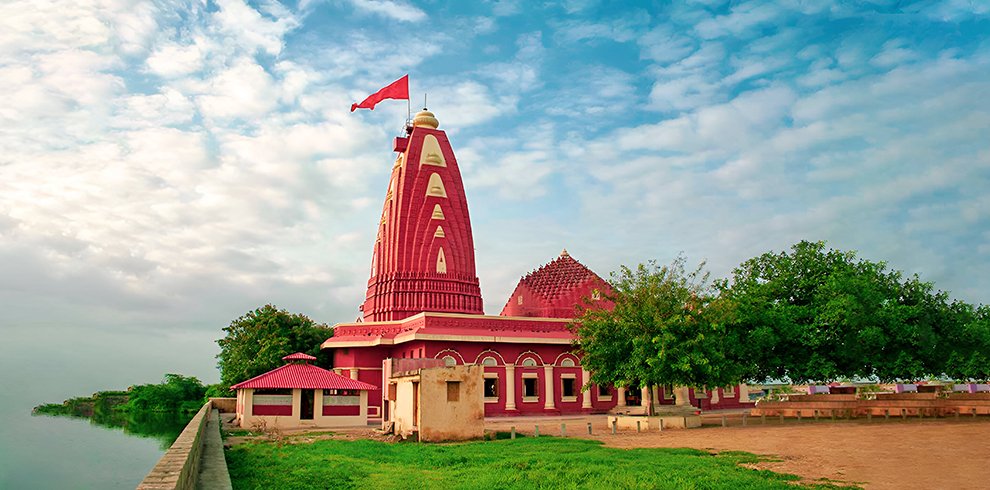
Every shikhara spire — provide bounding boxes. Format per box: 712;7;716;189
361;109;484;321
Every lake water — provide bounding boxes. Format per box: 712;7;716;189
0;402;193;489
0;324;220;489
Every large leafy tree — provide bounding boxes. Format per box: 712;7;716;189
719;240;976;383
125;374;207;412
574;257;745;414
216;304;332;389
941;303;990;381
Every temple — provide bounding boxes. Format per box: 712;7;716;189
321;109;750;421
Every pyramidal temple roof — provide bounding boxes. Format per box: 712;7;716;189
231;359;376;391
519;250;601;301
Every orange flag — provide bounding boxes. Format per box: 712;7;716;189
351;75;409;112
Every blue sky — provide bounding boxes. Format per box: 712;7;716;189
1;0;989;398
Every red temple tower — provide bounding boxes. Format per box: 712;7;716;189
361;109;484;321
323;108;754;421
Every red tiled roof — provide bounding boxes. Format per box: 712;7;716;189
520;251;601;301
282;352;316;361
231;363;376;391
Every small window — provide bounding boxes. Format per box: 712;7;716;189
523;378;538;398
517;295;523;305
484;378;498;398
560;358;575;367
442;355;457;367
521;357;537;367
562;378;576;397
592;289;601;300
481;356;497;367
598;385;610;397
447;381;460;402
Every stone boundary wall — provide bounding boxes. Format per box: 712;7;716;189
136;401;212;490
209;397;236;413
753;392;990;418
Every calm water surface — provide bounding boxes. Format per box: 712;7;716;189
0;402;192;489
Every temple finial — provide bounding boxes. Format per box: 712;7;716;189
412;108;439;129
560;248;569;257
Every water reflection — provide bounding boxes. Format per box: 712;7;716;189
32;410;193;450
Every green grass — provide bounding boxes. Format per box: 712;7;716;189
226;437;853;489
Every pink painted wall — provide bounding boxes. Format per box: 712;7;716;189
323;405;360;416
252;405;291;416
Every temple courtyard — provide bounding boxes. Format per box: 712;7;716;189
224;413;989;489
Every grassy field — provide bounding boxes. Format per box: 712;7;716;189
225;436;850;489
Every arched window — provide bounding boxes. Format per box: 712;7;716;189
436;247;447;274
481;357;497;367
521;358;537;367
442;355;457;367
426;173;447;197
560;358;575;367
420;135;447;167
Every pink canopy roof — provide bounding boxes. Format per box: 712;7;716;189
231;362;376;391
282;352;317;361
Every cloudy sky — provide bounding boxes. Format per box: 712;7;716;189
1;0;988;400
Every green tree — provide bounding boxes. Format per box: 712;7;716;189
941;303;990;381
124;374;206;412
216;304;332;389
719;240;974;383
573;257;744;414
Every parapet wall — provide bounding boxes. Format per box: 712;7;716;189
753;392;990;418
137;401;211;490
209;397;236;413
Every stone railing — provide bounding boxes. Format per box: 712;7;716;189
753;392;990;418
136;401;212;489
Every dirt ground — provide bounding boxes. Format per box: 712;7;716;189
222;413;990;489
484;413;990;489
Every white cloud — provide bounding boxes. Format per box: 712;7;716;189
146;42;205;78
213;0;300;56
347;0;426;23
693;1;782;39
197;60;279;120
553;10;650;44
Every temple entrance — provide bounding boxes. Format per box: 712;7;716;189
301;389;314;420
625;383;641;406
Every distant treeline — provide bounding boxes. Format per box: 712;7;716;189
33;374;223;417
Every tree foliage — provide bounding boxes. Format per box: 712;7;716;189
574;257;745;411
719;240;990;383
124;374;206;412
216;304;332;389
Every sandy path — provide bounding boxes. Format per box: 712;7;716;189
484;414;990;489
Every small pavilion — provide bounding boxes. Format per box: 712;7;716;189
232;352;377;430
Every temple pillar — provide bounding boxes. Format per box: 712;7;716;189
581;368;593;409
504;364;517;411
349;369;358;380
675;386;691;406
617;387;627;407
711;388;720;405
738;383;750;401
543;365;555;410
